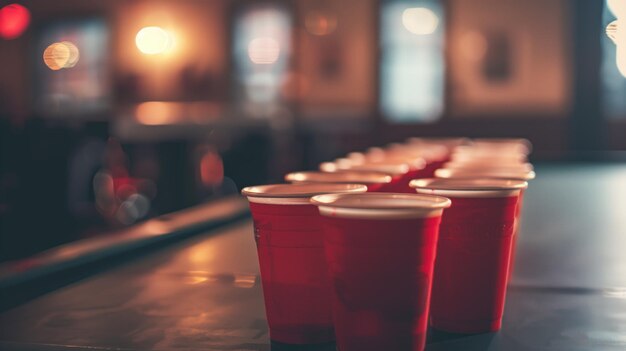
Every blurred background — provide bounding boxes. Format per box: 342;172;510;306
0;0;625;261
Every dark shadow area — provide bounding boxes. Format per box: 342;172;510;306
270;341;336;351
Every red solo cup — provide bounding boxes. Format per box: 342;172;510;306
241;183;367;344
433;168;535;278
347;152;368;165
387;143;450;177
310;193;451;351
319;158;363;172
348;163;411;193
285;171;393;192
406;137;470;152
453;143;529;152
363;152;427;192
471;138;532;155
366;147;386;160
320;161;410;193
442;161;534;172
434;168;536;181
450;152;528;164
410;178;528;334
356;148;432;190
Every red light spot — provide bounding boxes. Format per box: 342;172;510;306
200;150;224;186
0;4;31;40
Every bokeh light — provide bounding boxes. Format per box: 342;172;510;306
247;37;280;64
135;101;178;125
617;22;626;77
608;0;626;17
459;31;487;61
305;11;338;36
606;19;626;78
401;7;439;35
607;20;619;44
62;41;80;67
43;41;80;71
0;4;30;40
281;71;310;99
199;149;224;186
135;26;174;55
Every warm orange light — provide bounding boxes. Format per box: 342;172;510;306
135;101;178;125
188;243;215;265
135;26;174;55
0;4;30;40
459;31;487;61
234;274;257;288
62;41;80;67
402;7;439;35
305;11;338;36
248;37;280;64
43;41;79;71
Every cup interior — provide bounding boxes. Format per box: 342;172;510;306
410;178;528;198
285;171;393;185
434;168;536;181
311;193;451;219
347;163;411;175
442;162;534;172
242;183;367;205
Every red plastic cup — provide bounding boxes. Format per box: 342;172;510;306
433;168;535;278
310;193;451;351
284;171;393;192
363;152;428;192
450;153;527;164
320;161;411;193
441;162;534;173
406;137;470;152
434;168;536;182
241;183;367;344
352;153;426;193
410;178;528;334
471;138;532;155
385;143;450;178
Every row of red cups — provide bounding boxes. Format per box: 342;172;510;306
241;137;533;351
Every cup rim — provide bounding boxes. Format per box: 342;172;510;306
434;168;536;181
242;183;367;205
410;178;528;198
407;137;470;146
319;161;339;172
285;171;393;184
443;161;534;171
346;152;367;163
319;160;410;175
310;193;451;219
363;153;426;170
346;162;411;175
410;178;528;190
318;158;361;172
451;151;527;159
386;144;449;162
471;138;532;151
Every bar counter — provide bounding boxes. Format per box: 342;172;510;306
1;164;626;350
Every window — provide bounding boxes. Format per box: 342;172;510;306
232;4;291;118
380;0;445;123
601;0;626;119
